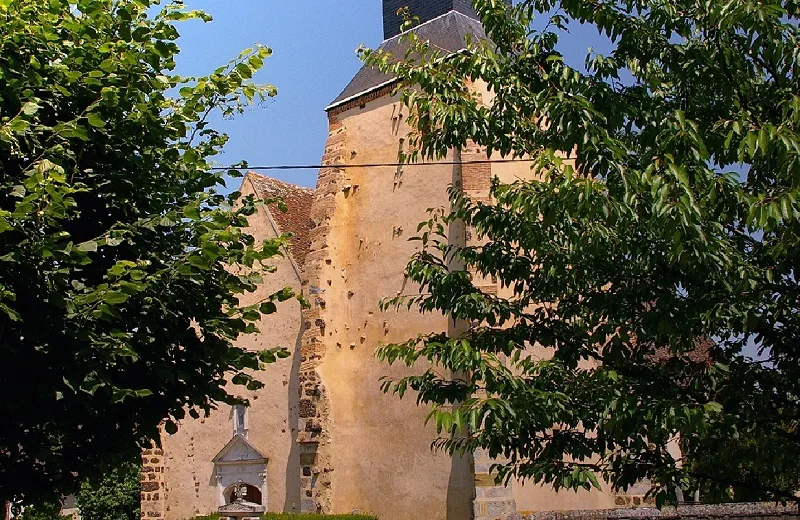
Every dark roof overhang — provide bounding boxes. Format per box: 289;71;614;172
326;10;487;112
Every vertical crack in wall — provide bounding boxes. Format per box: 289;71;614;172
296;114;348;514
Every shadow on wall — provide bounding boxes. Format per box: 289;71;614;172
284;310;303;512
447;451;475;520
446;159;474;520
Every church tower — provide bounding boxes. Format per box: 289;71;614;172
146;3;627;520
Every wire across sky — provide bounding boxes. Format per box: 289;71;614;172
209;158;536;171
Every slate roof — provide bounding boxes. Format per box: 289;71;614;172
327;10;487;110
246;172;314;268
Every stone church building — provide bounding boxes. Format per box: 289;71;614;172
141;2;639;519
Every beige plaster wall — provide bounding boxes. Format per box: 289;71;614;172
317;85;615;517
513;481;618;513
317;94;474;520
161;179;304;519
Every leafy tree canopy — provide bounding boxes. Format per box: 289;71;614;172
14;499;69;520
16;459;139;520
75;459;140;520
366;0;800;506
0;0;292;507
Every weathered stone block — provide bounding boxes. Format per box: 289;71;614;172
475;463;493;473
485;486;512;499
475;473;498;487
299;453;316;465
304;249;332;267
326;132;347;148
486;500;508;516
299;399;317;418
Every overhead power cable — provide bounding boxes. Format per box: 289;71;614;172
208;158;537;171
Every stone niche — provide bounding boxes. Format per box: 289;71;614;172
212;434;269;518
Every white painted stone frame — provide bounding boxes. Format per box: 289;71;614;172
215;462;268;510
212;435;269;512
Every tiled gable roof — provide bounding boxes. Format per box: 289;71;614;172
327;10;487;110
246;172;314;268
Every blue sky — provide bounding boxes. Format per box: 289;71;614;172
174;2;609;190
174;0;383;190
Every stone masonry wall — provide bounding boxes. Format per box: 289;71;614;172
141;445;166;520
295;114;349;514
474;448;517;520
512;502;800;520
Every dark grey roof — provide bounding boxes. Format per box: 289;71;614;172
327;10;487;110
383;0;483;39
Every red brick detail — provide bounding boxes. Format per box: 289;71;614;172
460;144;499;297
462;162;492;193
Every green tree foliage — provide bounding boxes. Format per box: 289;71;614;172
0;0;292;508
75;460;140;520
365;0;800;506
14;459;139;520
15;500;69;520
689;429;800;503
